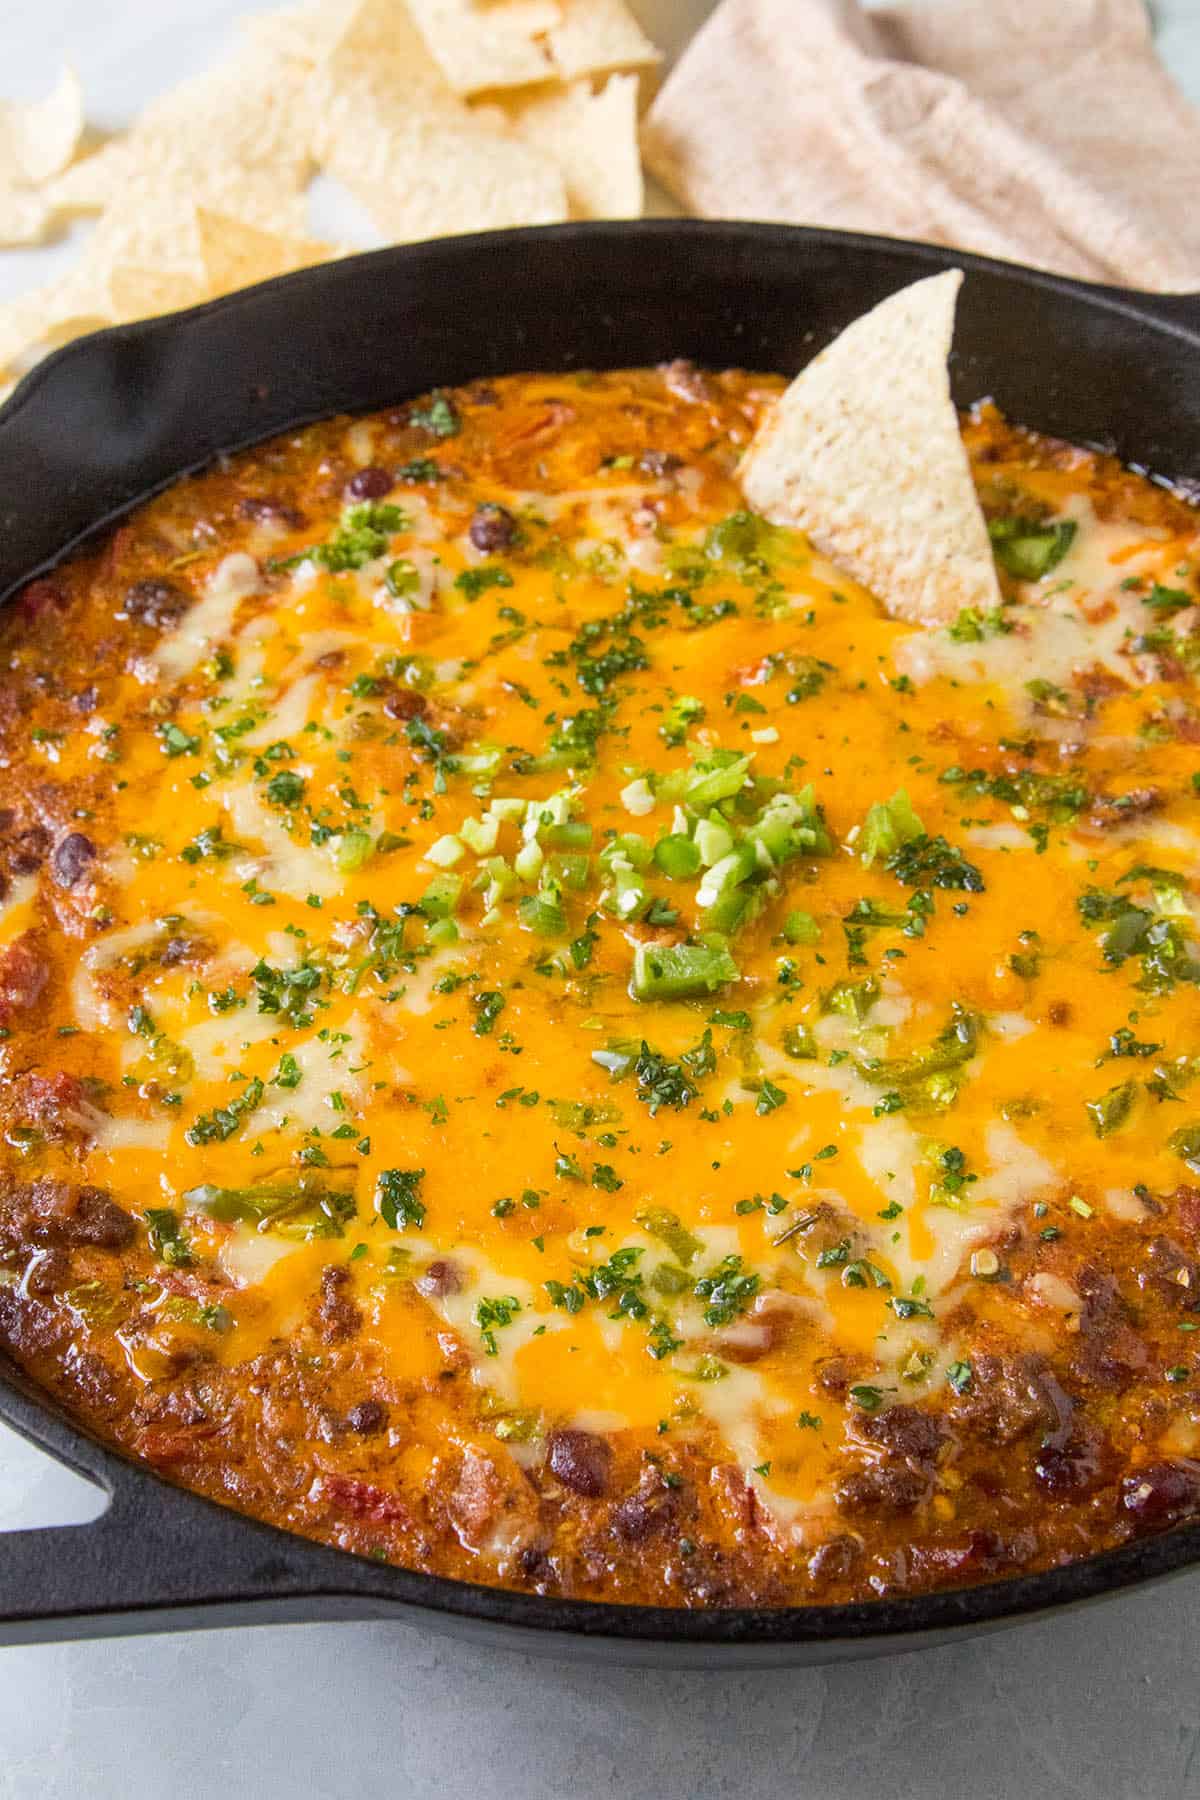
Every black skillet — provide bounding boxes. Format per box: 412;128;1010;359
0;221;1198;1663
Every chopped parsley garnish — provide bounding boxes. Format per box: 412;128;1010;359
376;1167;426;1231
185;1077;264;1146
408;393;460;438
456;566;513;600
472;990;506;1036
475;1293;520;1355
693;1254;760;1326
279;501;407;573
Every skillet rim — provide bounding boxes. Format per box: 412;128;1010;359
0;217;1198;1652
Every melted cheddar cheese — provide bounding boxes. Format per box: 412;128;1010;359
1;368;1199;1607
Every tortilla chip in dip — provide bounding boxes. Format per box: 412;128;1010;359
739;269;1001;626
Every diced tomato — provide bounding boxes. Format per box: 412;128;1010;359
313;1472;411;1526
0;936;49;1020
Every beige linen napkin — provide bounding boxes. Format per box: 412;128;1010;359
642;0;1200;290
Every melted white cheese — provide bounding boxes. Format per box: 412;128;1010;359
155;552;261;681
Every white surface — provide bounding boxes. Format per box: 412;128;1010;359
3;4;1200;1796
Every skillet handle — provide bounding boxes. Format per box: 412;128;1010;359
0;1427;390;1644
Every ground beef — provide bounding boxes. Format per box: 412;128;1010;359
1087;786;1163;828
21;1181;136;1251
837;1404;947;1515
5;824;50;875
123;578;190;629
948;1353;1054;1445
237;496;306;528
315;1266;361;1343
1071;1262;1148;1388
660;358;712;403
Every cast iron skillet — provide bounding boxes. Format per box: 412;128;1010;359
0;220;1198;1664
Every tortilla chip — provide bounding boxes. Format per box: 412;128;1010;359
489;74;642;218
239;0;371;66
309;46;567;241
0;183;52;247
0;67;85;185
406;0;557;94
739;271;1001;626
194;208;334;294
48;41;313;239
108;266;206;323
0;266;113;383
0;0;660;390
544;0;660;80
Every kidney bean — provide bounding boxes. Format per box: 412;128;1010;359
547;1428;612;1498
19;579;67;623
382;690;428;722
1034;1427;1106;1497
1122;1459;1200;1527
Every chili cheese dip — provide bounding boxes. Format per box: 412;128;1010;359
1;366;1200;1609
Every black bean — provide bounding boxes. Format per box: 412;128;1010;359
611;1488;676;1542
547;1428;612;1498
346;466;393;502
346;1398;387;1435
123;578;189;630
468;504;517;553
51;832;96;889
